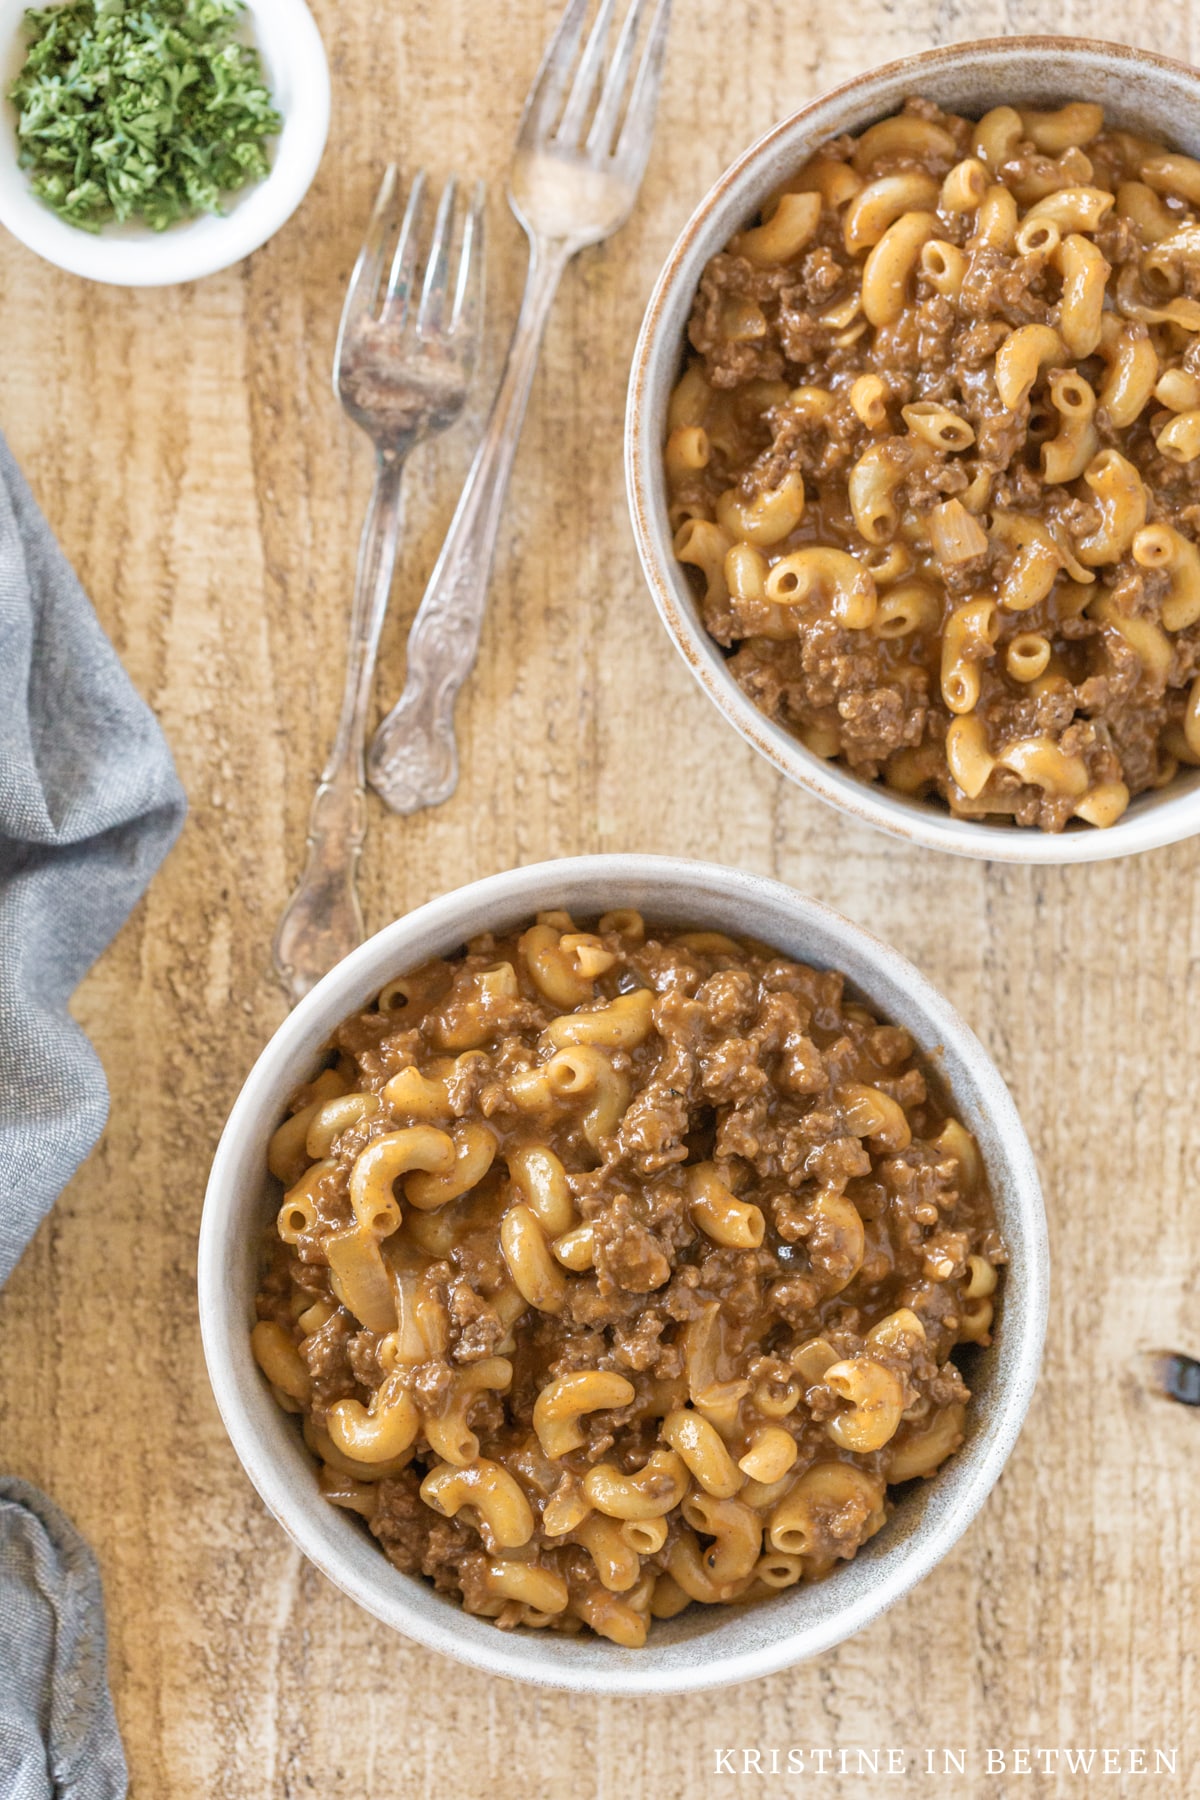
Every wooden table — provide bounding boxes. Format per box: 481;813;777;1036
1;3;1196;1794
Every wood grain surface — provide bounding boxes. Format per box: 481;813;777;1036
1;2;1197;1795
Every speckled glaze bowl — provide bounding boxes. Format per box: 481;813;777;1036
626;39;1200;865
198;856;1047;1693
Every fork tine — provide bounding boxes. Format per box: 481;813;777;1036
450;179;486;341
584;0;647;158
416;176;458;337
555;0;616;150
382;168;429;323
516;0;591;147
614;0;671;174
335;164;400;366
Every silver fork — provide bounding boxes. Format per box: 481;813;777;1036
367;0;671;815
272;167;485;1003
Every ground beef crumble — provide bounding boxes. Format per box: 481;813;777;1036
669;96;1200;833
256;918;1004;1644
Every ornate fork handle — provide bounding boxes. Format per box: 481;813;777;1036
273;457;405;1000
367;241;570;814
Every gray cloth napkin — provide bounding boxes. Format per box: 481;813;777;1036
0;1482;129;1800
0;429;185;1282
1;429;186;1798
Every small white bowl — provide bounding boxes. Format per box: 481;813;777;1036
626;38;1200;864
198;855;1048;1694
0;0;329;285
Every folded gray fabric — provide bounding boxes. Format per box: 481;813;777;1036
0;429;185;1284
1;429;185;1797
0;1481;128;1800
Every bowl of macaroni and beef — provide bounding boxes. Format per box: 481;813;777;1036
199;857;1047;1692
626;38;1200;862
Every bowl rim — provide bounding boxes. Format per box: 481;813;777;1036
0;0;330;286
625;34;1200;866
198;853;1049;1694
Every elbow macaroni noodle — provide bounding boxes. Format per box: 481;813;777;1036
667;97;1200;832
254;914;1004;1644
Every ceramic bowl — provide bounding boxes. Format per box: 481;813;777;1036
198;855;1048;1693
0;0;329;285
626;38;1200;864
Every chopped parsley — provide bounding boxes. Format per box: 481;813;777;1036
8;0;282;233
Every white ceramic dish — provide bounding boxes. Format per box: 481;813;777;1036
199;855;1048;1694
626;38;1200;865
0;0;329;285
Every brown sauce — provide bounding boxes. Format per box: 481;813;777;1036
667;99;1200;831
254;911;1004;1644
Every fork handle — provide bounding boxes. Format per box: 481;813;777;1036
272;453;406;1002
367;239;570;814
